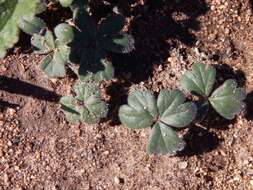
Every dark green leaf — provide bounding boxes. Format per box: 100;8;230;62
74;81;108;123
19;16;46;35
119;90;158;129
60;96;80;123
45;30;55;49
158;90;197;128
40;52;66;77
181;63;216;97
31;34;50;54
98;15;125;37
100;34;135;53
54;23;74;44
209;79;246;119
147;122;185;155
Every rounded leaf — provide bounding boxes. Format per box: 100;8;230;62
54;23;74;44
147;122;185;155
209;79;246;119
60;96;80;123
119;90;158;129
158;89;197;128
180;62;216;97
19;16;46;35
74;81;108;124
59;0;73;7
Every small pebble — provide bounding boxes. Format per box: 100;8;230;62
178;161;188;169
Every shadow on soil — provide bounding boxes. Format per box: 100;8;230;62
0;76;61;102
111;0;209;83
245;90;253;120
0;100;19;112
179;125;222;157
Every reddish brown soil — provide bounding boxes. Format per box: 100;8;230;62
0;0;253;189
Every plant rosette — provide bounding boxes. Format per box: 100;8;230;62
119;90;197;155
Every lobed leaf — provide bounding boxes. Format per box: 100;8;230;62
147;122;185;155
19;16;46;35
74;81;108;123
119;90;158;129
158;90;197;128
54;23;74;44
60;96;80;123
209;79;246;119
181;63;216;97
40;52;66;77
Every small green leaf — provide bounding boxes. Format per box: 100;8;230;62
74;81;108;123
158;90;197;128
59;0;73;7
209;79;246;119
98;15;125;37
45;30;55;49
31;28;71;78
100;34;135;53
31;34;50;54
19;16;46;35
54;23;74;44
181;63;216;97
147;122;185;155
82;59;115;82
119;91;158;129
40;52;66;77
60;96;80;123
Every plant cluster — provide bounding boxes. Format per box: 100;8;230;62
0;1;247;156
119;63;246;155
0;0;134;124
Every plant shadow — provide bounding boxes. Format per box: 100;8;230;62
245;90;253;120
178;125;222;157
110;0;209;83
0;76;61;102
0;100;19;112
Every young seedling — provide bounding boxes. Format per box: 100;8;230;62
60;81;108;124
119;90;197;155
69;7;134;79
180;62;246;120
31;23;74;77
0;0;37;58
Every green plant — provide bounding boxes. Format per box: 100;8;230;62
60;80;108;124
180;62;246;120
31;23;74;77
69;8;135;79
0;0;37;58
119;90;197;155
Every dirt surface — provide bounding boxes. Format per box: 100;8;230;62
0;0;253;189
